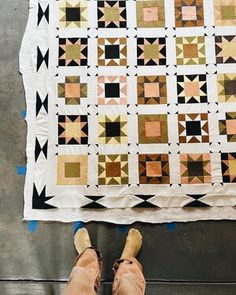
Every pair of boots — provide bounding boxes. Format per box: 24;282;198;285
63;228;146;295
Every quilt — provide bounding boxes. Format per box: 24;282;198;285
20;0;236;223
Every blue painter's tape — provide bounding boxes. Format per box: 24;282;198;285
21;110;26;119
16;166;26;175
28;220;38;233
118;225;128;234
73;221;84;233
167;222;176;232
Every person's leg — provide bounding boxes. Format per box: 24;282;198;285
63;228;102;295
112;229;146;295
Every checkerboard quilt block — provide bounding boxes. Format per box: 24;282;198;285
20;0;236;222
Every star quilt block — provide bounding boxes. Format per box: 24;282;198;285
215;35;236;63
219;112;236;142
58;76;87;105
139;154;170;184
98;154;129;185
98;115;128;144
137;76;167;104
97;76;127;105
178;113;209;143
98;38;127;66
176;36;206;65
175;0;204;27
180;153;212;184
59;0;87;28
97;1;127;28
58;38;88;66
217;73;236;102
58;115;88;145
177;74;207;104
137;37;166;66
221;153;236;183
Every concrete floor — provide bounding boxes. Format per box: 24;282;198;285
0;0;236;294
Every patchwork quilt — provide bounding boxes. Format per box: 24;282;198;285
20;0;236;223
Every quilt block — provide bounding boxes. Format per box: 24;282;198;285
20;0;236;222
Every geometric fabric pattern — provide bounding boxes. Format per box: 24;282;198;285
221;153;236;183
136;0;165;28
98;38;127;66
97;76;127;105
219;112;236;142
58;76;87;105
137;76;167;104
139;154;170;184
180;153;212;184
175;0;204;27
176;36;206;65
21;0;236;222
58;115;88;144
59;0;87;28
57;155;88;185
217;73;236;102
138;114;168;143
137;38;166;66
177;75;207;104
214;0;236;26
98;115;128;144
98;154;128;185
58;38;88;66
178;113;209;143
97;1;127;28
215;35;236;63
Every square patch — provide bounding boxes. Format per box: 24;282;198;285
215;35;236;64
177;74;207;103
139;154;170;184
136;0;165;28
180;153;212;184
59;0;87;28
97;76;127;105
57;155;88;185
137;76;167;104
59;38;88;66
178;113;209;143
219;112;236;142
98;115;128;144
214;0;236;26
58;76;87;104
58;115;88;144
138;114;168;143
98;154;129;185
176;36;206;65
97;1;127;28
175;0;204;27
217;73;236;102
221;152;236;182
137;37;166;65
98;38;127;66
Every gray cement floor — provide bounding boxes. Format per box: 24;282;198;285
0;0;236;294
